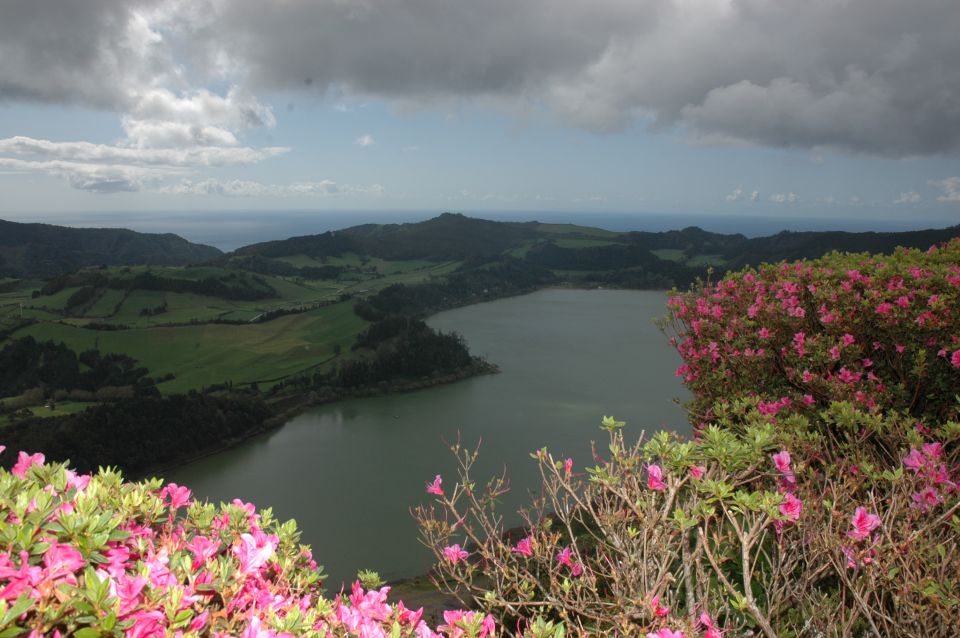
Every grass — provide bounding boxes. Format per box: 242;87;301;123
14;301;367;394
534;223;619;238
651;249;686;262
553;238;622;249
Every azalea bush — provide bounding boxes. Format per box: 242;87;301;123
416;242;960;638
0;447;499;637
663;239;960;426
416;407;959;638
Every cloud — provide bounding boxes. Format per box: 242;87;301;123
893;191;922;205
355;134;375;148
726;186;760;203
2;0;960;157
725;186;745;202
160;178;384;198
0;136;287;167
770;192;799;204
928;177;960;202
0;157;169;193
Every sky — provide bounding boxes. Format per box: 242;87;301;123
1;0;959;227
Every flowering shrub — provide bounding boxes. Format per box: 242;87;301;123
663;239;960;425
416;408;959;637
417;242;960;638
0;447;498;637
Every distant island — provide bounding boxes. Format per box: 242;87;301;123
1;213;958;474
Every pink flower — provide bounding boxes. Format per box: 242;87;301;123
651;595;670;617
646;629;684;638
563;458;573;475
689;465;705;480
233;530;278;575
779;493;802;521
512;537;533;557
426;474;444;496
841;333;856;347
952;349;960;368
160;483;192;510
911;487;943;513
772;450;792;474
875;302;893;315
556;546;574;567
847;507;881;541
647;464;666;491
11;451;44;478
42;540;85;581
442;544;469;564
903;448;925;473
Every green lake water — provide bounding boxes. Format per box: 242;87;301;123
163;289;691;588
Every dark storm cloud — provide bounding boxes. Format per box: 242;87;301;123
2;0;960;157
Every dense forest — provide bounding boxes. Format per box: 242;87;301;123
0;394;273;475
0;337;155;399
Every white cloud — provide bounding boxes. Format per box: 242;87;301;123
770;192;799;204
355;134;375;147
0;157;172;193
893;191;922;204
849;196;863;205
749;190;760;203
160;178;385;198
725;186;744;202
0;136;287;167
928;177;960;203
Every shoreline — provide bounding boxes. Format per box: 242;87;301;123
140;358;499;480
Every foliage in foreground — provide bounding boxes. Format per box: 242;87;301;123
417;240;960;638
0;450;499;637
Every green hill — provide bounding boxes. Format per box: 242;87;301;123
0;219;222;278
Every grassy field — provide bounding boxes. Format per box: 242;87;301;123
651;248;686;262
553;238;623;249
534;223;619;238
15;300;367;394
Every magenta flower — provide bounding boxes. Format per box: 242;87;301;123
160;483;192;510
689;465;705;480
651;595;670;617
647;464;666;491
910;487;943;513
512;537;533;557
11;451;44;478
646;629;685;638
556;546;573;567
952;349;960;368
772;450;792;474
425;474;444;496
442;544;469;563
563;458;573;475
847;507;881;541
779;493;802;521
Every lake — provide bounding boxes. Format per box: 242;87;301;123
163;288;691;588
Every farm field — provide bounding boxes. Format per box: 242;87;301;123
15;300;366;394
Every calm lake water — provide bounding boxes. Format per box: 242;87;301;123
163;289;691;588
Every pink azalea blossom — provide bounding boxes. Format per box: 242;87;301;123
512;536;533;557
911;487;943;513
563;458;573;475
651;595;670;617
647;464;666;491
425;474;444;496
689;465;705;480
772;450;792;474
11;451;44;478
847;507;881;541
779;493;802;522
160;483;192;510
646;629;685;638
556;546;574;567
442;544;470;564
